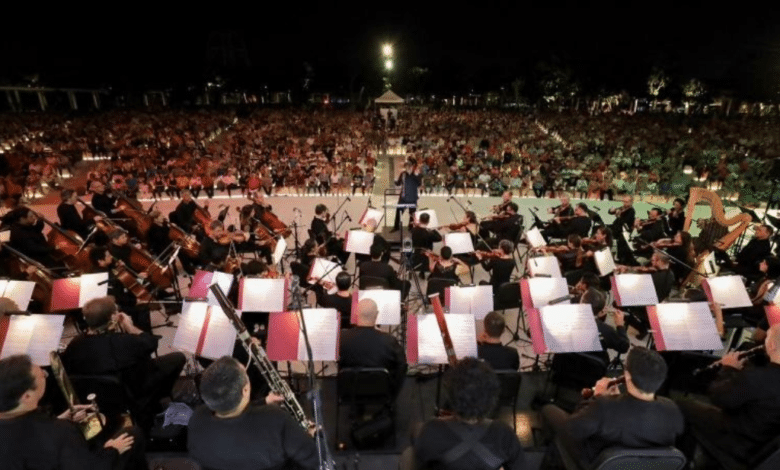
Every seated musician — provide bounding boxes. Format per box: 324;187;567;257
477;311;520;371
145;210;170;257
250;191;272;219
90;181;118;218
666;197;686;236
0;355;139;470
676;325;780;465
90;246;151;332
579;287;630;359
359;243;408;295
198;220;232;271
717;223;773;281
608;196;636;264
493;190;514;215
477;239;516;295
8;207;61;268
542;347;684;468
616;252;675;339
319;271;354;329
632;208;666;257
62;296;186;431
107;229;135;267
483;202;522;247
409;357;526;470
339;299;407;397
429;246;467;284
650;230;695;285
537;234;586;283
170;189;199;233
188;357;318;470
356;217;391;264
57;188;91;239
542;202;591;242
411;212;443;278
548;196;574;219
311;204;348;265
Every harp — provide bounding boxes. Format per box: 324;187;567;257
683;188;753;286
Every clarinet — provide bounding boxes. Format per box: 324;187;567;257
692;345;766;376
208;283;310;429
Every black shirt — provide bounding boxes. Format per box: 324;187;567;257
481;258;515;292
62;332;158;376
57;203;89;239
651;268;675;302
187;404;318;470
566;394;684;463
0;409;118;470
311;217;331;244
562;216;591;238
174;200;198;232
411;226;443;251
322;292;352;329
91;193;116;217
478;342;520;371
610;207;635;232
414;419;526;470
339;326;407;392
199;237;230;267
108;243;132;265
359;260;400;289
10;220;55;264
736;238;771;270
637;219;665;243
490;214;522;243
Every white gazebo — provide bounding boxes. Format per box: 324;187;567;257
374;90;405;105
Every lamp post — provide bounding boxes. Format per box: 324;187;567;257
381;43;394;90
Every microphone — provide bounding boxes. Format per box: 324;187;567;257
549;294;576;305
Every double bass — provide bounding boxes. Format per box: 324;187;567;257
3;243;56;311
115;194;154;242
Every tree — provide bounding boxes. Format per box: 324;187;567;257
683;78;706;113
511;77;525;104
647;69;668;109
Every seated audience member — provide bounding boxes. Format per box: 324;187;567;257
477;312;520;371
676;324;780;465
62;296;186;430
339;299;407;396
542;347;684;468
409;357;526;470
0;354;140;470
188;356;317;470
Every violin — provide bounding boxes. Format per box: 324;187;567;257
475;249;505;260
216;231;247;246
447;221;469;231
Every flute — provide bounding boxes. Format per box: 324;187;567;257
692;345;766;376
581;376;626;399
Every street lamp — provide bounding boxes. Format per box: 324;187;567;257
384;59;394;71
382;43;393;57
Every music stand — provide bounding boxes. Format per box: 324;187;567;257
445;285;494;320
594;249;617;277
443;232;474;255
50;273;109;311
701;275;752;310
646;302;724;351
527;255;563;278
406;313;478;365
0;313;65;365
238;277;290;313
537;304;602;354
525;228;546;249
172;301;238;360
352;289;401;325
611;274;659;307
266;309;340;362
0;280;36;311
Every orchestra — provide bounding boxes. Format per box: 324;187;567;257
7;178;780;469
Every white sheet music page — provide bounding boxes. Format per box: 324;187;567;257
527;277;570;307
79;273;109;307
172;301;207;355
613;274;659;306
199;305;239;360
3;281;35;311
444;232;474;255
272;238;286;266
594;249;616;276
360;208;384;226
528;256;563;278
447;285;494;320
358;290;401;325
206;272;234;306
445;314;478;359
526;228;547;249
654;303;724;351
0;315;65;365
706;276;752;309
310;258;342;286
540;304;601;353
416;314;448;364
241;278;286;312
414;210;439;229
345;230;374;255
296;309;339;361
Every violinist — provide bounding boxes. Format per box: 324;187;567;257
319;271;354;330
616;252;675;339
666;198;686;236
8;207;61;268
477;240;515;294
610;195;637;264
89;246;151;332
57;189;90;239
170;189;199;234
198;220;234;270
90;181;117;218
633;208;666;256
428;246;466;284
311;204;348;265
492;191;514;216
650;231;695;284
544;202;593;242
411;213;443;278
450;211;479;239
483;202;522;248
582;226;614;254
250;191;272;219
547;195;574;218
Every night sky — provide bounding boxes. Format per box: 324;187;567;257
2;4;779;99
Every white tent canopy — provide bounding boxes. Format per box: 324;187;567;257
374;90;404;105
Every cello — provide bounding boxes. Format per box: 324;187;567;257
2;243;56;311
115;194;154;242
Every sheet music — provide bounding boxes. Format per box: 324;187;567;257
296;309;339;361
706;276;752;309
273;238;286;266
345;230;374;255
443;232;474;255
0;280;35;311
447;285;494;320
527;255;563;278
540;304;602;353
309;258;342;287
527;277;570;307
414;209;439;228
654;303;724;351
360;208;384;226
525;228;546;249
594;248;616;276
613;274;659;306
702;252;719;276
241;278;286;312
416;314;478;364
358;290;401;325
173;302;237;360
79;273;109;307
206;272;234;306
0;314;65;365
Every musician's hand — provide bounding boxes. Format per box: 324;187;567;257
593;377;621;397
138;271;148;279
25;265;37;275
104;432;134;454
721;351;746;370
265;392;285;405
307;422;319;437
57;404;95;422
115;312;134;331
94;216;103;221
553;217;561;223
611;309;625;328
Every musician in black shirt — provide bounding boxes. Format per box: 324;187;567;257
478;240;516;294
483;202;522;248
722;224;773;281
107;229;133;265
609;196;636;265
632;208;666;258
542;347;684;467
477;312;520;370
0;355;138;470
188;357;318;470
91;181;117;218
542;201;590;241
311;204;348;265
57;189;90;239
359;243;408;296
411;212;443;277
9;207;60;268
90;246;151;332
199;220;231;270
170;189;198;233
677;325;780;464
320;271;354;329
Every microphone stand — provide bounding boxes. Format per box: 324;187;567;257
330;197;351;234
446;195;471;215
289;275;336;470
